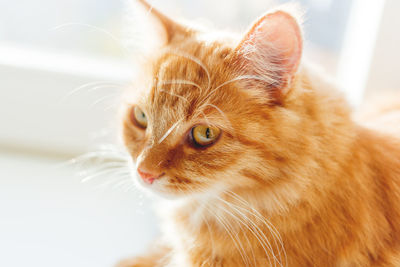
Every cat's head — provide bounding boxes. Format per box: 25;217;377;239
123;0;304;199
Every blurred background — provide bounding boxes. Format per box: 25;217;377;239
1;0;399;266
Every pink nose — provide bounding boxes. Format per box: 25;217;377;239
137;169;162;184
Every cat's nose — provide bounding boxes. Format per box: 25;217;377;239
137;168;163;184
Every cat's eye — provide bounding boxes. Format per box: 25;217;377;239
131;106;148;129
191;125;221;147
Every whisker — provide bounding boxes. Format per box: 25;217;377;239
190;187;252;266
71;151;128;163
169;50;211;91
202;213;216;260
97;174;132;189
204;202;250;266
215;195;276;266
51;22;130;56
224;190;287;266
89;93;119;108
226;190;285;246
158;119;182;144
82;162;130;175
66;144;133;190
160;79;203;93
60;81;123;103
104;103;120;111
87;84;125;93
81;168;130;183
112;177;135;190
216;195;280;267
201;103;234;132
205;75;274;101
159;89;189;103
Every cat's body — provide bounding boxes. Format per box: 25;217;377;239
118;1;400;266
160;73;400;267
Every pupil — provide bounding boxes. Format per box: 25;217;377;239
141;113;145;118
205;128;210;139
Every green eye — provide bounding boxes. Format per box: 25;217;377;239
191;125;221;147
131;106;148;129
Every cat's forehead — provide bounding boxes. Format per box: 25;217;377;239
146;41;235;110
153;42;229;82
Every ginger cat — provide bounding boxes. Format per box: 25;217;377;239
118;1;400;266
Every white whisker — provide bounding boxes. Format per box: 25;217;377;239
158;119;182;144
89;93;119;108
205;202;250;267
87;84;124;93
215;196;276;266
159;89;189;103
216;195;281;267
81;168;130;183
60;81;123;103
51;22;130;56
66;144;133;193
169;50;211;91
224;190;287;266
201;103;234;132
160;79;203;93
205;75;274;101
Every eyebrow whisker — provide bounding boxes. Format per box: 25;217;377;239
169;50;211;91
158;119;183;144
160;79;203;93
159;89;190;103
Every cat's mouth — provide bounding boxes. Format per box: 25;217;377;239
134;171;181;197
138;171;166;185
130;160;210;198
133;169;208;199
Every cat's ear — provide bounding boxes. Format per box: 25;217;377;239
235;9;303;98
136;0;190;44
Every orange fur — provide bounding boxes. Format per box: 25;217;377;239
118;2;400;266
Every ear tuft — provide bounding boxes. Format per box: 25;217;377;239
136;0;190;44
236;6;303;94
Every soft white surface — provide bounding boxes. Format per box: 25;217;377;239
0;50;133;155
0;151;158;267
